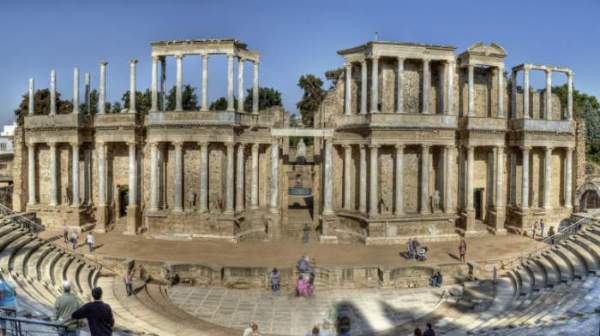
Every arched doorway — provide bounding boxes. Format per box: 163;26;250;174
575;182;600;211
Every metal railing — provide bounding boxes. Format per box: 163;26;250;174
0;315;69;336
0;204;44;233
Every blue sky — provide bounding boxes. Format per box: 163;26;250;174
0;0;598;125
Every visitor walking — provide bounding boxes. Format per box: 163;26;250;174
270;268;280;293
492;265;497;286
123;270;133;296
458;239;467;263
86;232;94;253
540;219;545;238
303;224;310;244
407;238;414;259
72;287;114;336
69;230;78;250
55;281;82;336
63;224;69;245
531;220;538;240
414;327;423;336
423;322;436;336
548;226;556;244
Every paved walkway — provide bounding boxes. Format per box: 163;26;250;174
168;286;444;336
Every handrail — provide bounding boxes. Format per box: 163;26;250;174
0;203;45;233
0;315;66;328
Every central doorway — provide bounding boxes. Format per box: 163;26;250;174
474;188;484;220
118;187;129;217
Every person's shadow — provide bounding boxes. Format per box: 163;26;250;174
448;253;460;261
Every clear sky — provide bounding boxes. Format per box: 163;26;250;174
0;0;599;125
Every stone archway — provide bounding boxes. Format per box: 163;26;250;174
575;181;600;211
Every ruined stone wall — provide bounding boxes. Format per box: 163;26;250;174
11;127;26;211
379;147;393;214
575;121;587;189
403;147;419;213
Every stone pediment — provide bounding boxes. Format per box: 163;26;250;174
466;42;507;58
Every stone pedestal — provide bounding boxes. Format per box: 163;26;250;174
319;214;339;244
461;209;476;235
95;205;109;233
125;204;139;235
489;208;507;235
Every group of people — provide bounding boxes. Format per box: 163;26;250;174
62;224;95;253
414;322;437;336
530;219;549;240
54;282;114;336
406;238;427;261
296;255;315;297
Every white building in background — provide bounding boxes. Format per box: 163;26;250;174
0;123;16;154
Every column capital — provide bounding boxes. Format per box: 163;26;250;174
566;146;575;153
423;58;431;65
175;54;184;60
520;145;532;152
395;143;405;150
26;141;36;147
238;142;246;149
545;146;553;152
99;61;108;66
371;55;380;61
197;141;208;148
48;141;57;148
129;59;138;65
342;143;352;150
545;68;552;75
251;143;259;150
70;142;80;148
173;141;184;148
151;55;159;61
202;53;209;59
127;141;137;148
360;59;367;65
368;144;380;149
446;144;456;150
396;56;405;62
345;62;352;69
225;142;235;149
422;143;431;150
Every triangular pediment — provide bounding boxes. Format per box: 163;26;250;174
466;42;507;58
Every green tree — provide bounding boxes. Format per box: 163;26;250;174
210;97;238;111
79;89;99;115
166;85;199;111
325;67;344;88
14;89;73;124
296;74;326;127
122;89;152;114
243;87;283;112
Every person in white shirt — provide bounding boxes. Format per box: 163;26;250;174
86;233;95;253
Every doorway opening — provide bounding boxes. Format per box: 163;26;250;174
118;187;129;217
474;188;484;220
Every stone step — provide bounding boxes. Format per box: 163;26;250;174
514;267;532;296
573;235;600;262
531;256;559;287
541;251;572;282
551;247;584;279
9;238;40;274
522;261;544;290
563;239;599;273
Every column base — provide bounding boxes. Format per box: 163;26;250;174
125;204;140;235
461;209;476;234
489;207;506;234
95;205;109;233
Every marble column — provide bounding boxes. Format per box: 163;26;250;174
71;143;80;206
497;66;504;117
565;147;573;208
495;146;504;209
201;54;209;111
73;68;80;114
359;145;367;213
511;71;517;119
49;142;58;206
236;143;245;212
422;59;431;114
395;144;404;215
150;56;158;112
467;64;475;117
84;148;91;204
199;142;208;212
238;58;245;112
27;143;36;205
227;54;235;112
270;140;280;214
545;69;552;120
396;58;404;113
149;143;159;211
369;145;379;216
343;145;352;209
160;57;167;111
344;63;352;116
28;79;34;115
129;59;138;113
98;62;107;114
50;70;57;115
97;142;106;207
543;147;553;210
466;146;474;211
323;139;334;215
173;142;183;212
447;61;455;115
225;143;235;214
421;145;431;214
521;147;530;209
175;55;183;112
360;60;367;115
509;151;516;206
250;144;259;209
128;142;137;207
84;73;91;114
444;145;454;212
252;61;259;114
370;57;379;113
567;71;573;120
523;67;530;119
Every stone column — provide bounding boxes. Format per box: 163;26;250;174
497;66;504;117
72;68;80;114
71;143;80;206
173;142;183;212
150;56;158;112
199;142;208;212
359;145;367;213
160;57;167;111
509;151;516;206
344;63;352;116
495;146;504;209
202;54;209;111
98;62;107;114
175;55;183;112
543;147;552;210
521;147;530;209
511;71;517;119
85;73;91;114
447;61;455;115
395;144;404;215
270;140;280;214
567;71;573;120
323;139;334;215
523;67;530;119
370;56;379;113
250;144;259;209
50;70;57;115
343;145;352;209
238;58;245;112
565;147;573;208
422;59;431;114
396;58;404;113
421;145;431;214
545;69;552;120
128;142;137;206
84;148;91;204
97;142;106;207
28;79;34;115
252;61;259;114
467;64;475;117
236;143;245;212
49;142;58;206
466;146;474;211
227;54;235;111
360;60;367;115
129;59;138;113
444;145;454;212
369;145;379;216
225;143;235;214
27;143;36;205
149;143;159;211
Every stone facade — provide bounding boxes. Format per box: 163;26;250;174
14;39;584;244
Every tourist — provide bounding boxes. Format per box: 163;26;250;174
70;230;78;250
407;238;414;259
459;239;467;263
86;232;94;253
430;271;442;287
423;322;435;336
296;274;308;297
548;226;556;244
63;224;69;245
414;327;423;336
55;281;81;336
531;220;538;240
540;219;545;238
242;321;258;336
123;270;133;296
492;265;497;285
270;268;280;293
336;316;351;336
72;287;114;336
306;325;320;336
297;255;311;275
303;224;311;244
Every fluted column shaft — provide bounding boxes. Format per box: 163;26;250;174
28;79;35;115
343;145;352;209
84;73;91;114
252;61;259;114
84;148;91;204
199;143;208;212
359;145;367;213
71;143;80;206
236;144;245;212
173;142;183;211
202;54;209;111
422;59;431;114
238;58;245;112
98;62;107;114
370;57;379;113
225;143;235;213
565;148;573;208
466;146;474;210
497;66;504;117
344;63;352;115
149;143;159;211
323;139;334;214
444;145;454;212
175;55;183;111
523;68;530;119
250;144;259;209
522;147;530;209
50;70;57;115
97;142;106;206
270;140;280;213
395;144;404;215
421;145;431;214
227;55;235;111
396;58;404;113
495;146;504;208
129;59;138;113
73;68;80;114
128;143;137;206
545;70;552;120
369;145;379;216
27;144;36;205
150;57;158;112
467;65;475;117
543;147;552;209
360;60;367;115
